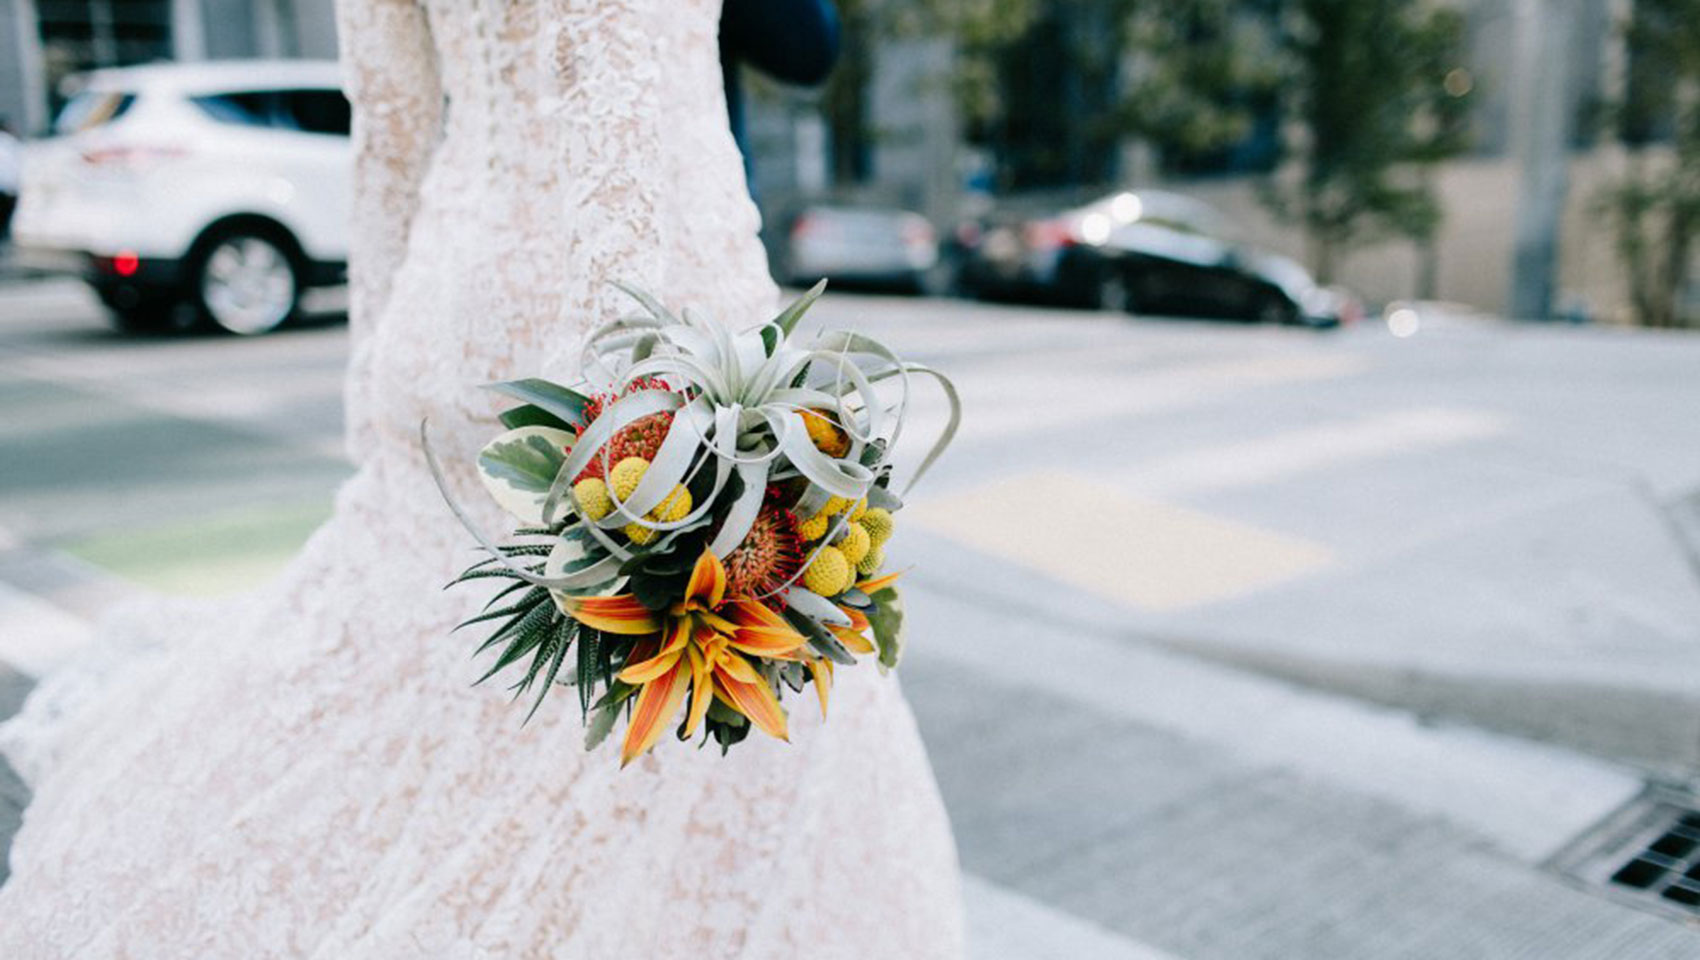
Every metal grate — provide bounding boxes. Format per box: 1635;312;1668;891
1551;786;1700;920
1609;811;1700;910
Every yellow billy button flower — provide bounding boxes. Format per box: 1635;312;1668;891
821;495;852;517
624;484;692;546
608;456;649;502
848;498;868;522
855;544;884;577
837;523;871;566
573;477;613;522
796;512;829;541
858;507;893;546
562;550;808;766
802;545;851;596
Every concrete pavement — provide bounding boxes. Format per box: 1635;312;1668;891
844;293;1700;772
6;278;1700;953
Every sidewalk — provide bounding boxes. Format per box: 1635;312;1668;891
900;550;1700;958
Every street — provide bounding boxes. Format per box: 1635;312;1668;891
5;279;1700;957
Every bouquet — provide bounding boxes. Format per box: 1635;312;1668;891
424;282;958;766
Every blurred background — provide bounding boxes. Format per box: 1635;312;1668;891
0;1;1699;957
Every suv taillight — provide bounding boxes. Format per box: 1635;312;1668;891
81;144;190;168
1021;219;1076;251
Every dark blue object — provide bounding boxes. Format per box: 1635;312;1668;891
720;0;840;188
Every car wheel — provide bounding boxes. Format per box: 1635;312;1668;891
1254;294;1298;325
1095;268;1133;313
190;229;301;335
918;258;959;298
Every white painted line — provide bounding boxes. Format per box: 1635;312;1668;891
964;873;1182;960
1125;407;1508;497
907;586;1643;864
0;581;92;678
900;352;1370;452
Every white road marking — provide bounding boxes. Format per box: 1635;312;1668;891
1124;407;1508;497
901;353;1371;453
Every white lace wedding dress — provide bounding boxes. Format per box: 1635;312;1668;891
0;1;964;955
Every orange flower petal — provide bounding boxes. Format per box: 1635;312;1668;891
617;647;683;685
835;604;871;632
682;645;713;740
685;549;727;609
564;594;661;635
829;624;875;655
716;651;763;685
809;657;833;719
730;623;808;657
855;570;904;595
713;669;789;742
727;598;790;630
619;657;691;766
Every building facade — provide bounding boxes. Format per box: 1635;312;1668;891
0;0;335;134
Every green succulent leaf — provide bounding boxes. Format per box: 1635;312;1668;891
479;431;570;495
499;403;575;432
486;378;591;427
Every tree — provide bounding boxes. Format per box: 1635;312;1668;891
966;0;1473;282
1259;0;1471;284
1602;0;1700;328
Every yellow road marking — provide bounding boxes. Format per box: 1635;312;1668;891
907;471;1332;611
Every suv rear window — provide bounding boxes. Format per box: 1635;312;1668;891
281;90;351;136
192;88;350;137
53;91;136;136
192;91;277;128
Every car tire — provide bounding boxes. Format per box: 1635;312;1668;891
1253;294;1298;325
1094;267;1133;314
97;285;195;335
918;257;959;298
188;226;302;335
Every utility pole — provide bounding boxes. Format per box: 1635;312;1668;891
1507;0;1580;320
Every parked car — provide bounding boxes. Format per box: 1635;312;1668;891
952;189;1358;328
12;60;351;334
779;204;940;294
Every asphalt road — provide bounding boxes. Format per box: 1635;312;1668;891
5;279;1700;957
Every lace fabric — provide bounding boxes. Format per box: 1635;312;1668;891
0;2;965;956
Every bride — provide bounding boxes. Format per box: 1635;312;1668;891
0;0;964;955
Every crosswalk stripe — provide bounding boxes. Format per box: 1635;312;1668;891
1125;407;1507;497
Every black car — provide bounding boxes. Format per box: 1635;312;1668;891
952;189;1358;328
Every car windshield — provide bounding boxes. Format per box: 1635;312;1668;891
52;90;136;136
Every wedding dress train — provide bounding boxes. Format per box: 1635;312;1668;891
0;1;964;955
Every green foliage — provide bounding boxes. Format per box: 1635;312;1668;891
485;378;590;427
1258;0;1471;279
478;433;568;494
867;586;905;670
1600;0;1700;327
1118;0;1282;161
499;403;575;432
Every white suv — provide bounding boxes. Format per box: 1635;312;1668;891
13;60;351;334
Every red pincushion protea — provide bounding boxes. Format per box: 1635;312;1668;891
574;410;674;483
574;378;677;483
722;497;804;605
579;376;672;426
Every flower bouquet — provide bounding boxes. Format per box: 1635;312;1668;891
424;282;958;766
